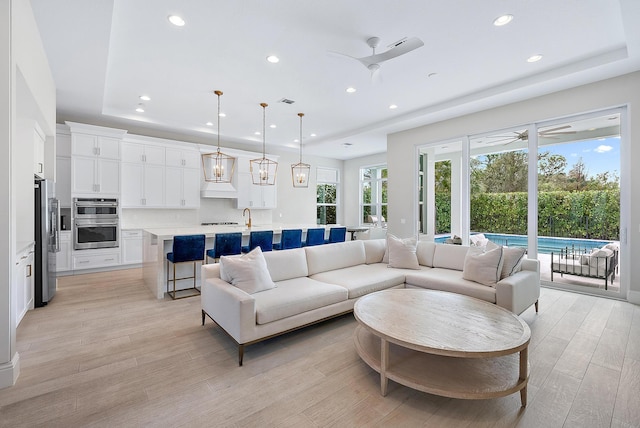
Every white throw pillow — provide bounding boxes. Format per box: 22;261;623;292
588;248;613;269
219;247;276;294
500;247;527;279
386;234;421;270
462;245;504;286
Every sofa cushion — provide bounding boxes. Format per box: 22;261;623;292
500;246;527;279
462;245;504;286
253;277;348;324
387;234;420;269
363;239;386;264
432;244;469;270
310;263;407;298
262;248;308;282
219;247;276;294
416;241;436;267
305;240;366;275
405;268;497;303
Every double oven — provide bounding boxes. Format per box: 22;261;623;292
73;198;119;250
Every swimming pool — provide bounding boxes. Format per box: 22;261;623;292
435;233;614;254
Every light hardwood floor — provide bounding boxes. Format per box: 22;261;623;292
1;268;639;427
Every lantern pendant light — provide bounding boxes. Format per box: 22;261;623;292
291;112;311;188
250;103;278;185
202;90;235;183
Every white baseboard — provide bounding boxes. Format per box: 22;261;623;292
0;352;20;390
627;290;640;305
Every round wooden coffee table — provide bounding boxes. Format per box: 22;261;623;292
353;289;531;406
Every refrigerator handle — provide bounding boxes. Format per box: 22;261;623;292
51;198;61;252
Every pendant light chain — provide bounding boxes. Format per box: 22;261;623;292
261;103;268;158
216;90;222;154
299;113;304;163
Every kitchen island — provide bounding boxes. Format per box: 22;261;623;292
143;224;332;299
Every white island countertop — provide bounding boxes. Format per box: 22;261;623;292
143;224;332;240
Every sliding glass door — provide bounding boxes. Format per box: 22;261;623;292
417;108;625;298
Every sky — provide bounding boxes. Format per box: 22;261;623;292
542;136;620;179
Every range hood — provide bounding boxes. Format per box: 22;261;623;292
200;181;238;198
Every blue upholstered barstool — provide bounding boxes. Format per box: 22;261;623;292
273;229;303;250
303;228;326;247
241;230;274;253
206;232;242;263
166;234;205;300
324;226;347;244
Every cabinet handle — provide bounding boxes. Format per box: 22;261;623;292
104;258;115;262
93;147;97;155
78;260;90;264
97;147;101;156
26;265;32;277
38;163;43;173
143;154;147;162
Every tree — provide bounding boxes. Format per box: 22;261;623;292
567;158;588;190
481;151;528;193
538;151;568;191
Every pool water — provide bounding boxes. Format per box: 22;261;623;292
435;233;614;254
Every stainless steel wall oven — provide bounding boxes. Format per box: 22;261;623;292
73;198;119;250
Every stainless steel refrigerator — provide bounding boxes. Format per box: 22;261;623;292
35;178;60;307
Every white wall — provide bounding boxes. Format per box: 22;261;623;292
388;71;640;302
2;0;56;389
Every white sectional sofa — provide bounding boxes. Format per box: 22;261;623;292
201;239;540;365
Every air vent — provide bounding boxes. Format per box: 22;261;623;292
278;98;295;104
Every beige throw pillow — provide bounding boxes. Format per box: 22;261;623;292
219;247;276;294
462;245;504;286
500;247;527;279
386;234;421;270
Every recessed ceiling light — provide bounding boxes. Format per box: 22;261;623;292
206;122;213;126
266;55;280;63
493;14;513;26
168;15;185;27
389;104;398;109
135;107;145;113
346;87;356;93
527;54;543;63
270;124;276;129
254;131;261;135
294;139;299;143
218;113;226;117
139;95;150;101
310;133;317;137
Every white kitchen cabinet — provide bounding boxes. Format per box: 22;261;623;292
72;249;120;270
34;126;45;178
166;147;200;169
165;166;200;208
121;229;143;264
15;247;34;326
121;162;165;207
121;142;165;165
72;133;120;159
56;231;72;272
56;157;72;208
236;172;277;209
72;156;120;196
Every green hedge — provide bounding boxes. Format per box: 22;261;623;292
435;190;619;240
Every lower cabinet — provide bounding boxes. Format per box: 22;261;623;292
15;247;34;326
56;231;72;272
121;229;143;264
72;249;121;270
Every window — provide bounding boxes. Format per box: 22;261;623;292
360;165;387;226
316;167;339;224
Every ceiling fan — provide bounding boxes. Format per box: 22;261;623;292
333;36;424;80
484;125;576;146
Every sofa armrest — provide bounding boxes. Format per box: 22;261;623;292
201;276;256;344
495;258;540;315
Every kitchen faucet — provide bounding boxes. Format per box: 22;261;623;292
243;208;252;228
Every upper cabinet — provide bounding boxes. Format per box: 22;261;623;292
33;124;45;178
166;147;200;169
67;122;127;198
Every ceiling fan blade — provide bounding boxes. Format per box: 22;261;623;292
357;37;424;66
543;131;576;135
539;125;572;134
